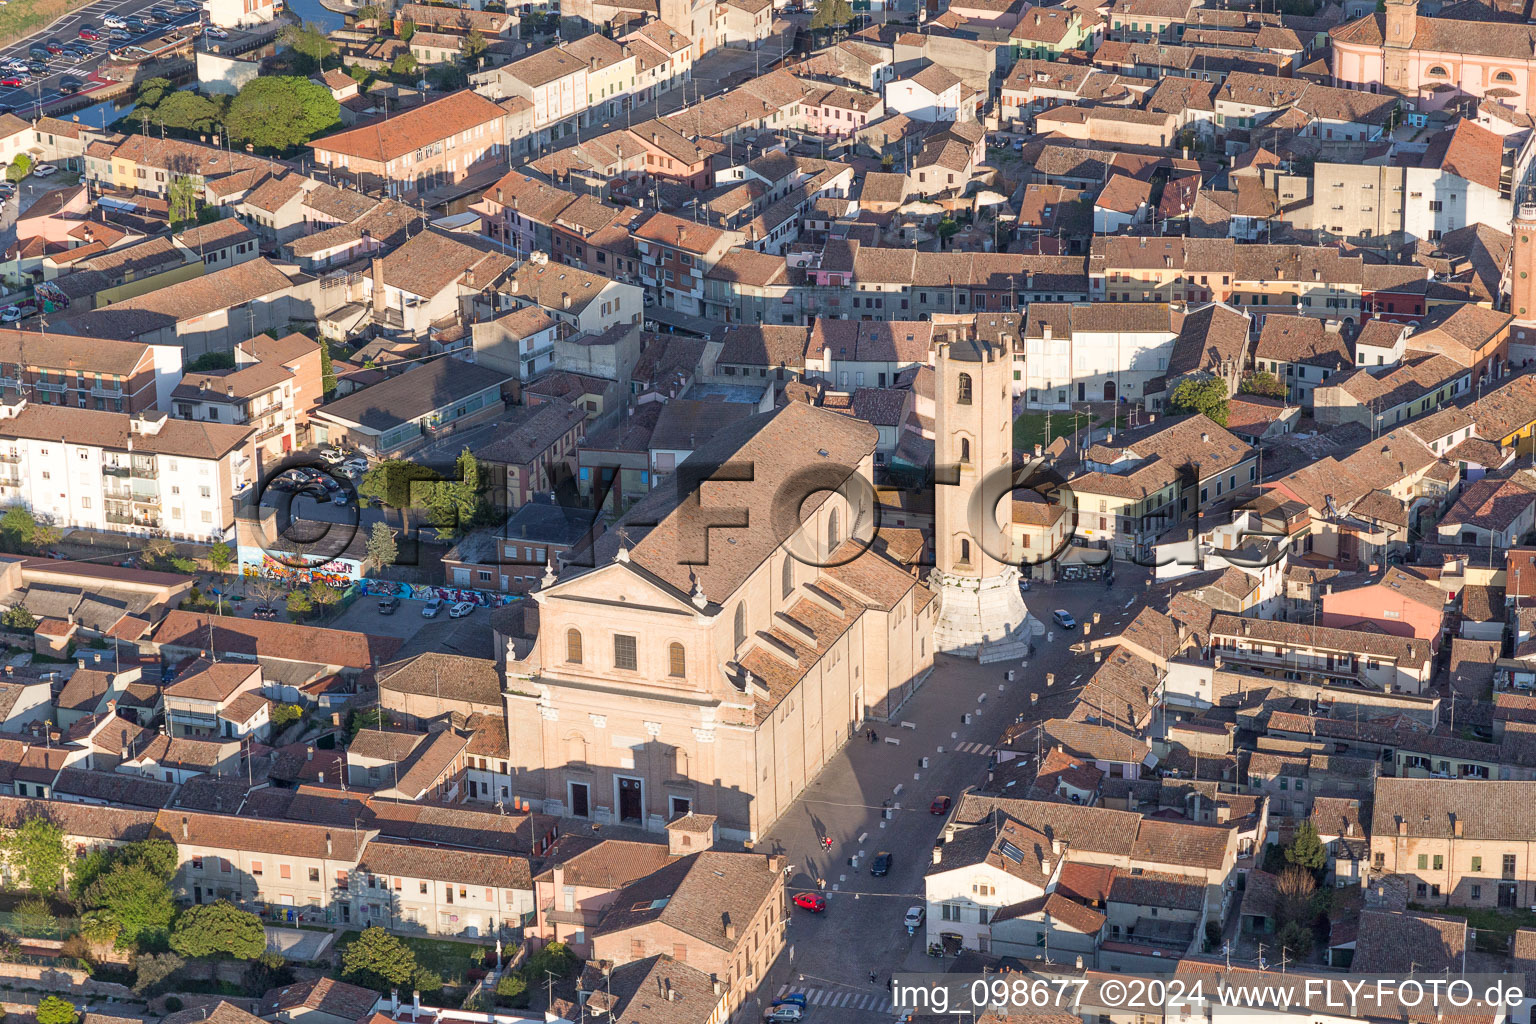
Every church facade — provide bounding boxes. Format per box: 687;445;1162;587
499;401;937;840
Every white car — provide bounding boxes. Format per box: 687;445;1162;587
103;14;126;26
342;457;368;473
903;905;925;929
318;445;344;461
31;164;57;177
1;306;24;323
448;600;475;618
204;25;227;37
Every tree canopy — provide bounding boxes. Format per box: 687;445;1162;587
1239;371;1288;400
170;900;268;960
1167;377;1230;427
85;863;176;949
1285;820;1328;871
5;815;68;893
224;76;340;153
281;21;335;74
340;926;418;991
35;997;78;1024
365;521;398;572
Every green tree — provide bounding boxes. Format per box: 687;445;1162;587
185;351;236;372
391;52;418;76
340;926;418;992
1285;820;1328;871
15;896;58;938
397;16;416;41
224;76;340;152
1239;370;1288;400
428;62;467;91
365;521;398;572
280;21;335;73
130;951;184;995
347;706;390;740
495;973;528;1002
0;504;36;550
168;175;200;230
153;90;224;134
1;604;36;630
207;540;234;575
1276;864;1317;926
422;448;486;539
117;839;178;882
270;703;304;729
320;344;338;396
308;581;342;612
134;76;172;110
359;458;441;529
35;997;77;1024
78;910;120;948
171;556;199;575
286;588;313;619
523;940;575;982
1276;919;1313;958
85;864;176;949
246;949;294;992
5;816;68;893
460;28;488;63
30;522;59;552
69;849;113;902
1167;377;1230;427
170;900;267;960
5;154;32;183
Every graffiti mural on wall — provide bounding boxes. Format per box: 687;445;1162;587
357;578;521;608
243;555;357;590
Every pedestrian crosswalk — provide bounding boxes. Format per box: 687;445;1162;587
952;741;994;755
777;984;895;1014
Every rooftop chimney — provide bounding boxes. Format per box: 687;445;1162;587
722;913;736;941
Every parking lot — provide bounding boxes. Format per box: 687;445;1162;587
0;0;202;111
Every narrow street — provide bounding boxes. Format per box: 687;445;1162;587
745;571;1148;1024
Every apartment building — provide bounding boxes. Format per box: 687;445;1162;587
634;214;742;316
0;331;180;414
1370;778;1536;909
355;840;532;939
1063;415;1256;559
1207;613;1435;693
159;810;375;923
308;90;508;196
1021;302;1176;409
0;405;253;542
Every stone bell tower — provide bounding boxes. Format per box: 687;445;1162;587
929;333;1033;661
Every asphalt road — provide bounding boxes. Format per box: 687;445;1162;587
0;1;200;113
748;570;1150;1024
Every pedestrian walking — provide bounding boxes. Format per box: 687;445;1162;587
869;971;878;984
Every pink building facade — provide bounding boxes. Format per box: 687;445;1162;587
1330;0;1536;115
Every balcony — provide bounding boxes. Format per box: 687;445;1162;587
91;384;123;398
131;462;159;479
33;380;67;394
254;424;286;443
132;493;161;507
103;464;130;477
542;905;598;927
105;511;134;525
0;453;20;464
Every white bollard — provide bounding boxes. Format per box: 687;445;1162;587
913;772;920;781
937;746;945;753
1006;671;1014;682
858;832;868;844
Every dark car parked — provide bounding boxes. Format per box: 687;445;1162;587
870;851;892;876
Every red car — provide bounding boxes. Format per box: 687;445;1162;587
44;41;63;54
78;26;100;39
0;76;25;86
792;892;826;913
930;795;952;815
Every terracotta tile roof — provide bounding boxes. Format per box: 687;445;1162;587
310;89;505;164
260;978;379;1021
359;838;530;888
152;611;401;669
594;851;781;952
376;651;501;710
0;407;251;460
164;659;259;702
1108;869;1205;910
